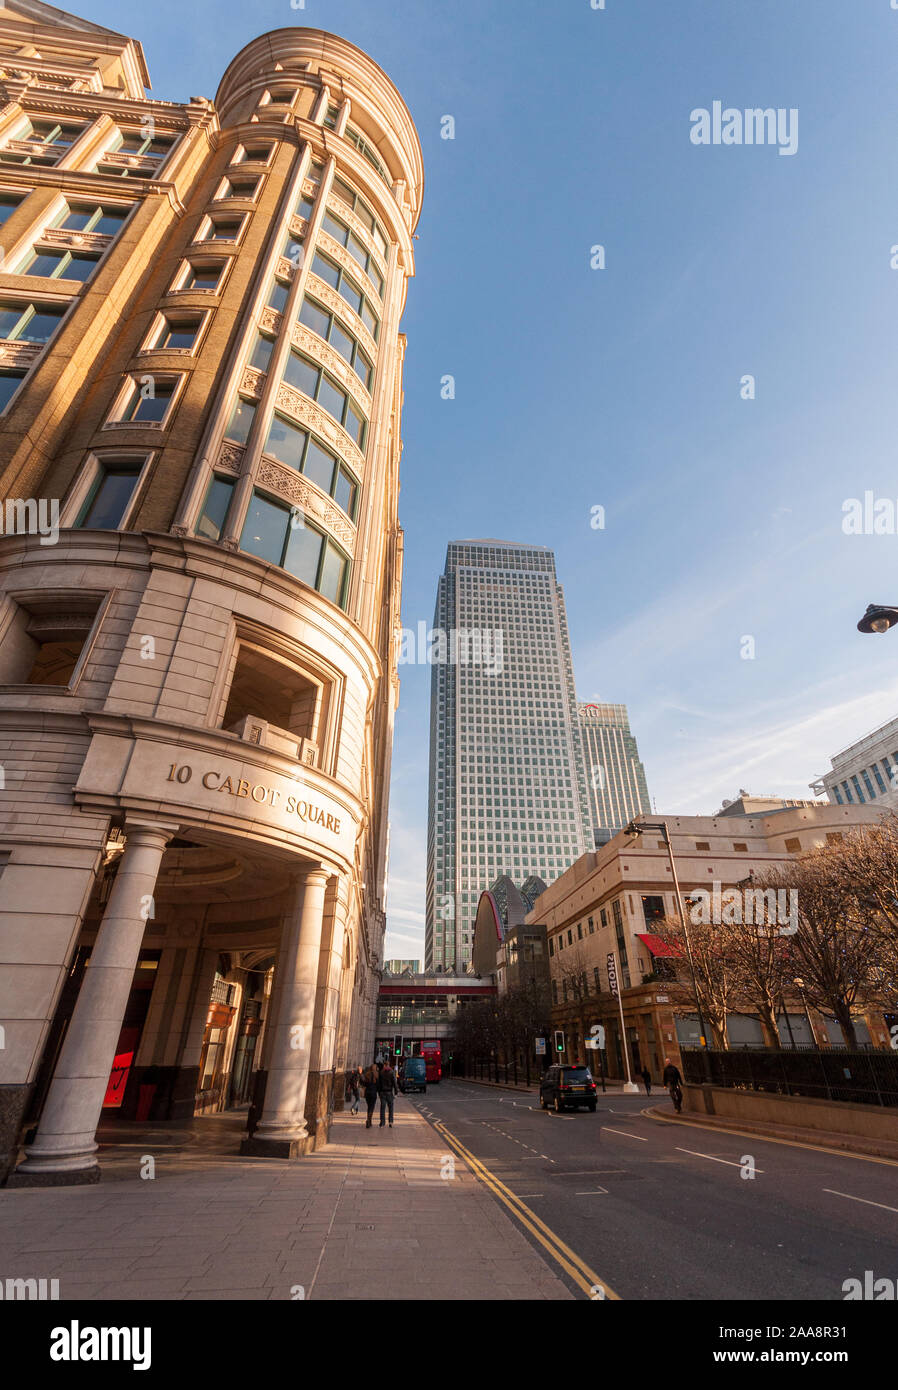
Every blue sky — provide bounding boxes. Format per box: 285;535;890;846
82;0;898;961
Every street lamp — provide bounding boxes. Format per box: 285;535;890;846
857;604;898;635
793;977;816;1044
625;818;712;1074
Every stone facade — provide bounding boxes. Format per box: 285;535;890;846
0;4;422;1182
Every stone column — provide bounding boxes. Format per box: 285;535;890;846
241;866;329;1158
12;821;175;1185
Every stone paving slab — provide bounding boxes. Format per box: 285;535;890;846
0;1102;573;1301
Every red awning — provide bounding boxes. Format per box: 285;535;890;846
636;932;682;958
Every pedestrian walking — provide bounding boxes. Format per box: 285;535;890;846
662;1057;683;1112
378;1059;399;1128
640;1065;652;1096
346;1066;361;1115
363;1064;378;1128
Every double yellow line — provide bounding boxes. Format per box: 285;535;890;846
432;1116;621;1300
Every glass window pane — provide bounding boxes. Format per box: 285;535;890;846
0;194;21;223
322;212;348;245
317;376;346;423
161;320;199;349
197;476;234;541
353;350;372;389
319;543;346;605
240;494;287;565
93;209;127;235
357;205;375;233
368;264;384;297
303;439;335;492
249;333;274;371
344;399;365;446
283;520;322;587
312;254;339;289
0;305;23;337
60;205;94;230
299;297;330;340
360;302;378;337
225;397;255;444
129;384;173;421
23;251;64;277
267;278;289;312
296;196;315;220
333;177;355;205
19;306;65;342
264;415;307;471
0;370;26;409
186;263;222;290
334;468;356;517
80;468;140;528
329;322;353;363
373;226;388;258
59;254;98;282
283;352;319;398
338;278;362;315
346;233;367;270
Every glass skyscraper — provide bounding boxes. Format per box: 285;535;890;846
426;540;592;971
578;702;652;841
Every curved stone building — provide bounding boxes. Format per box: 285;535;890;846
0;2;422;1183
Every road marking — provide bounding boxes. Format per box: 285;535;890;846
430;1115;620;1300
575;1188;608;1195
644;1106;898;1169
601;1127;647;1141
823;1189;898;1214
553;1169;625;1176
675;1147;763;1171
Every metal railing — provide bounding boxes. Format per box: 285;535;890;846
681;1047;898;1107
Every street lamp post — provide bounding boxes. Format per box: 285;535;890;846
793;977;816;1044
856;604;898;635
626;818;713;1081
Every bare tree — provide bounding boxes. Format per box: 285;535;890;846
656;913;734;1049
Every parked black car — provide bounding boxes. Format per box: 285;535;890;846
539;1064;598;1112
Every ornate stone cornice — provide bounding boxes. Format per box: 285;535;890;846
291;322;372;412
318;228;383;306
305;272;378;362
255;457;355;550
273;382;365;475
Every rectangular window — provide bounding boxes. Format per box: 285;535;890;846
0;368;27;410
116;379;177;424
266;277;289;314
76;462;142;528
239;492;348;607
197;475;235;542
180;261;226;292
0;301;66;343
225;397;256;445
0;191;23;223
155;315;203;350
19;248;99;280
201;213;244;242
56;202;128;236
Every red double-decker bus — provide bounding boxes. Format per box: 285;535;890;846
421;1040;442;1083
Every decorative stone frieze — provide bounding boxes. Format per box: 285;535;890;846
255;457;355;548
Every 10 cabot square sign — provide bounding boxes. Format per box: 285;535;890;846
74;714;360;871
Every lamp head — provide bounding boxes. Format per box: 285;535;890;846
857;604;898;635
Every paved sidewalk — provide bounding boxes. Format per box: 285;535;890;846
0;1100;572;1301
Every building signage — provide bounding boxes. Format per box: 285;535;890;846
165;763;342;835
76;732;359;868
535;1037;546;1055
607;952;619;996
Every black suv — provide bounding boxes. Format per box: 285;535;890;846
539;1064;598;1112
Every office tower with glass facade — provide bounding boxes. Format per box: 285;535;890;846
426;541;592;972
0;4;421;1183
578;702;652;842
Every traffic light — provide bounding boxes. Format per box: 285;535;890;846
554;1030;565;1053
394;1035;402;1056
